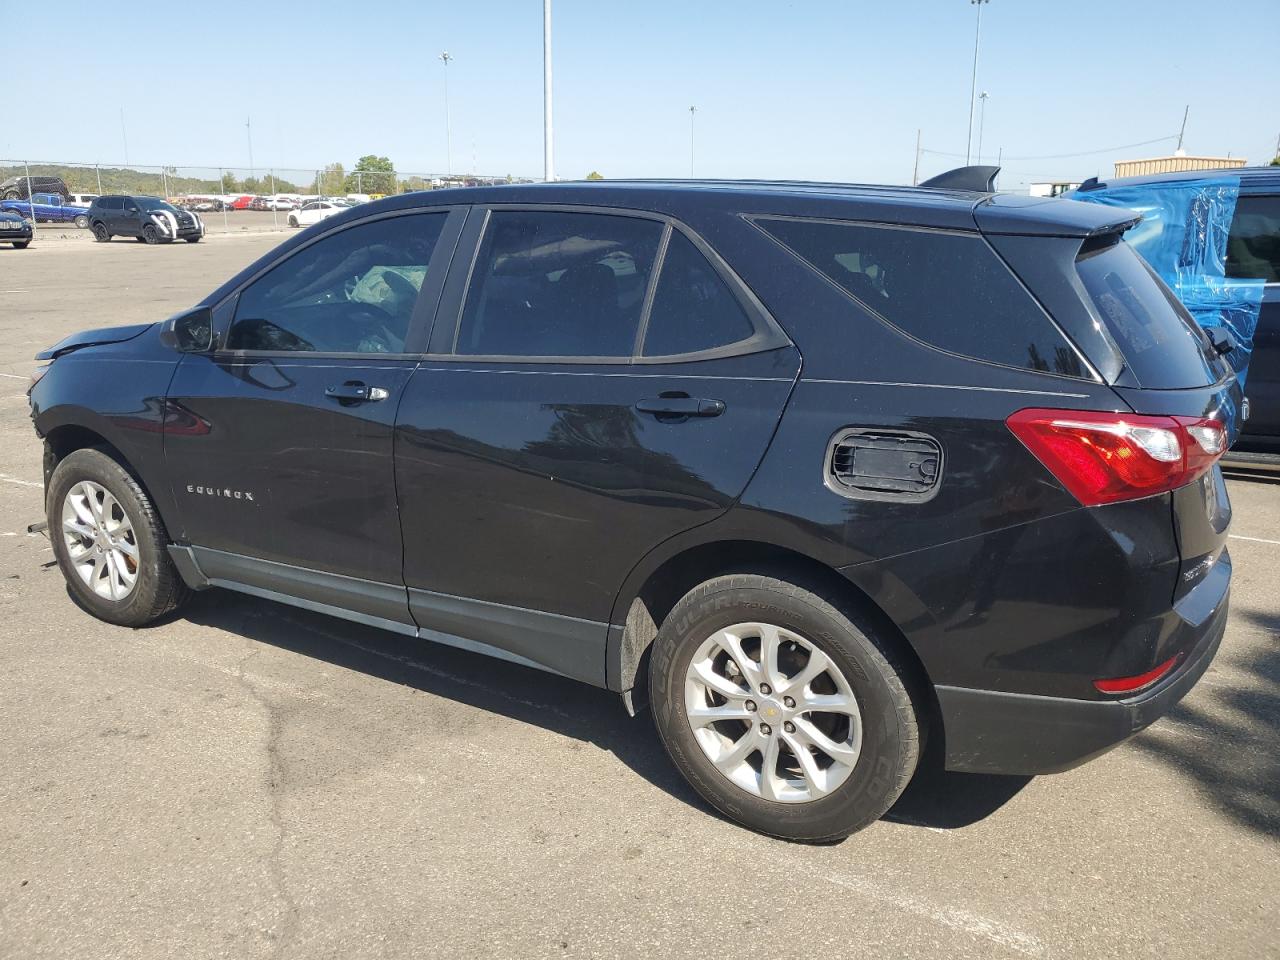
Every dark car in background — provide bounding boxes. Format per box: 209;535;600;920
0;208;32;248
0;174;71;201
1074;167;1280;458
84;195;204;244
29;171;1236;841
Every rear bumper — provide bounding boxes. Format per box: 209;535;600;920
937;567;1229;775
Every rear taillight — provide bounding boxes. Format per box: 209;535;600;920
1006;408;1226;506
1094;654;1181;695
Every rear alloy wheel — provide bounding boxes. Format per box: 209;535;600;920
92;222;110;242
74;213;89;229
142;224;160;244
650;574;919;842
48;448;189;626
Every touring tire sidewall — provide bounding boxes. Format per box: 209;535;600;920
650;577;917;841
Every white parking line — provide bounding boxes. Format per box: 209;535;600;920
0;474;41;489
1230;534;1280;546
0;372;28;379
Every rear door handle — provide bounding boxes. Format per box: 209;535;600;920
325;382;389;403
635;396;726;419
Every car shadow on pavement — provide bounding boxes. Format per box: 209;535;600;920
180;590;1032;835
1129;606;1280;841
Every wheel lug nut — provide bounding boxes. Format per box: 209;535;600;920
760;684;772;696
745;700;756;712
760;723;772;736
783;696;795;708
784;721;795;733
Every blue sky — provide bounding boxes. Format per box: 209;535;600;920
7;0;1277;189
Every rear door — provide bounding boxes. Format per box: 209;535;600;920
164;207;464;624
393;206;800;683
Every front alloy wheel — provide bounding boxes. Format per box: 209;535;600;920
61;480;139;601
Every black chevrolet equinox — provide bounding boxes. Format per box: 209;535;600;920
29;170;1239;841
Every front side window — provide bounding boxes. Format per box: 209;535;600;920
226;213;446;353
455;210;663;357
1225;195;1280;282
758;217;1085;376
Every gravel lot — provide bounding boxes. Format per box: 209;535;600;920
0;236;1277;960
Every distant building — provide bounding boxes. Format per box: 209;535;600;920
1113;154;1246;178
1029;181;1081;198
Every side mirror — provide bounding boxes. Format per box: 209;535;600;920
159;306;214;352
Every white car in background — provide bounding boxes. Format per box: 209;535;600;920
287;200;346;228
264;197;298;211
67;193;98;207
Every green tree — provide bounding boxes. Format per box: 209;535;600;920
345;155;396;194
585;170;604;180
221;172;239;192
316;162;345;196
1270;155;1280;167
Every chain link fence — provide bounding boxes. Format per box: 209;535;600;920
0;159;538;235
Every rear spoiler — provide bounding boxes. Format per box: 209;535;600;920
919;165;1001;193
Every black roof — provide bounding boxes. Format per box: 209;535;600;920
356;177;1137;238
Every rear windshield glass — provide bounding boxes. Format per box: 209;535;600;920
1074;237;1227;389
757;217;1086;377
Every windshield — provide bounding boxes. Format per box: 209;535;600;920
137;197;179;214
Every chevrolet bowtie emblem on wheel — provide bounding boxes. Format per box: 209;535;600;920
186;485;254;501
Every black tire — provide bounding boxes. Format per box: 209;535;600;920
47;448;190;627
185;235;201;243
91;221;110;242
649;574;919;842
74;213;89;229
2;189;17;200
287;215;298;228
142;224;160;244
13;241;29;249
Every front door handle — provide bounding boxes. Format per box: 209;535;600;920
325;382;389;403
635;395;726;419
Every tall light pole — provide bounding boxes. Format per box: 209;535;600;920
543;0;554;182
976;91;989;164
440;51;454;176
245;116;255;184
689;106;696;178
965;0;989;165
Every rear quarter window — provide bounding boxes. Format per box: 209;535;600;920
756;217;1086;377
1225;195;1280;282
1074;235;1227;389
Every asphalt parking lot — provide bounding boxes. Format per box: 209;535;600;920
0;236;1277;959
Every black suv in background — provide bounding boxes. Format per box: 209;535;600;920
85;195;205;244
1075;167;1280;457
0;174;70;200
29;172;1237;841
0;208;33;248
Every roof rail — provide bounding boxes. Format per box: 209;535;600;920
918;165;1001;193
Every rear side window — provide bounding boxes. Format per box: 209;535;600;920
1225;195;1280;282
456;211;663;357
757;218;1084;376
1075;236;1225;388
642;232;755;357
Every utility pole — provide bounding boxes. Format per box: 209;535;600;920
1176;104;1189;152
689;106;697;178
246;116;255;184
977;91;989;164
965;0;989;165
440;52;454;176
912;129;921;185
543;0;554;182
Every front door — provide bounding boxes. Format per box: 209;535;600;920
1226;192;1280;450
164;208;463;624
393;208;800;683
